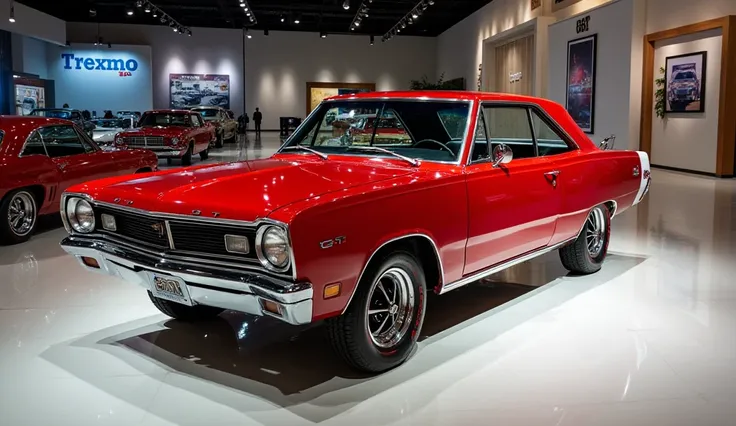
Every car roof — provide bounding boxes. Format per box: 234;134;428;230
145;109;193;114
0;115;73;127
190;106;220;110
325;90;551;104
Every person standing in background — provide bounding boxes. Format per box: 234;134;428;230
253;108;262;136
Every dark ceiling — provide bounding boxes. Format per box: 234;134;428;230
18;0;493;37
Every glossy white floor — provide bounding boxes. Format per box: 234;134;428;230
1;133;735;425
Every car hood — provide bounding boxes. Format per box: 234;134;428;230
121;126;188;137
85;158;413;221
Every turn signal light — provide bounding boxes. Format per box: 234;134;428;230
260;299;283;317
324;283;341;299
81;256;100;269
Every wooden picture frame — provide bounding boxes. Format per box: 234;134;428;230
306;82;376;115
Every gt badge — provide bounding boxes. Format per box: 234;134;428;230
320;236;346;249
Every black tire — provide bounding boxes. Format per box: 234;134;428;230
226;131;236;143
326;251;426;373
147;291;224;321
559;204;611;274
215;132;224;148
181;143;193;166
0;189;38;245
199;148;209;160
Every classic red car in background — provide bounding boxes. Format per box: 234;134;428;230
115;110;215;165
59;91;651;373
0;116;157;244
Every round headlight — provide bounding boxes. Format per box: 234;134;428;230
257;226;290;270
66;198;95;233
114;135;124;145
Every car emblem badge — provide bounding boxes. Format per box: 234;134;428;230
192;210;202;216
151;223;166;238
633;166;640;177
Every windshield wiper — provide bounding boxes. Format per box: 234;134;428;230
281;145;329;160
346;146;420;167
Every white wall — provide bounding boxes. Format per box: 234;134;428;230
650;30;722;174
245;31;436;129
47;44;153;114
645;0;736;33
548;0;642;150
66;23;245;118
21;36;49;78
0;0;65;46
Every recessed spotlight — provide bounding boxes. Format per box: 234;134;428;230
320;32;327;38
342;0;350;10
412;11;419;18
126;9;134;16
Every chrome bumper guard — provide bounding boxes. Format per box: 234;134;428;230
60;236;313;325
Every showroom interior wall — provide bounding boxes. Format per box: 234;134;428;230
46;43;153;114
244;31;436;129
650;30;723;174
547;0;645;151
645;0;736;33
66;23;245;118
0;0;65;45
11;33;49;78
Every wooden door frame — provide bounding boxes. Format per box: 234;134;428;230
639;16;736;177
306;82;376;115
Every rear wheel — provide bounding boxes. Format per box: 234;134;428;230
199;147;209;160
0;189;38;245
327;252;426;373
147;291;223;321
181;143;193;166
559;205;611;274
215;132;224;148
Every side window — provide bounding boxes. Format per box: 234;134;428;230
75;127;98;153
37;125;87;158
483;106;536;160
530;110;573;157
21;130;48;156
470;112;490;162
192;115;202;127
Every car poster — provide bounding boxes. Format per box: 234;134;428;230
665;51;707;113
15;84;46;116
169;74;230;109
565;34;597;134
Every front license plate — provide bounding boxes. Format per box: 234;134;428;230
149;273;193;306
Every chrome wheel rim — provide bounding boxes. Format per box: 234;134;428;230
365;267;415;349
7;192;36;237
586;208;606;258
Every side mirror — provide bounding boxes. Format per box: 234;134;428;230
599;134;616;150
492;143;513;167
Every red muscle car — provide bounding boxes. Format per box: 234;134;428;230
115;109;215;165
0;116;158;244
59;91;651;372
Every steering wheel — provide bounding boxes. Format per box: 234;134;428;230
412;139;455;156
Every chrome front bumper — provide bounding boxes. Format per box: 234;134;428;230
60;236;313;325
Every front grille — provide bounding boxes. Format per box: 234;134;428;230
94;206;258;259
169;221;257;259
123;136;165;147
96;206;169;249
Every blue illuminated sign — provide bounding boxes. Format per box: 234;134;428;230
61;53;138;73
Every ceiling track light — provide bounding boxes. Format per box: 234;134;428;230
348;1;371;32
381;0;434;40
240;0;258;25
8;2;14;23
140;2;192;35
343;0;350;10
370;35;374;45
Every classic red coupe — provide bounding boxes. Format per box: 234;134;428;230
0;116;157;244
114;110;215;165
59;91;651;372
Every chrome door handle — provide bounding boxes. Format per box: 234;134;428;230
544;170;560;187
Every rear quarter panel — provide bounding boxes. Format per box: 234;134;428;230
549;149;642;245
269;167;468;321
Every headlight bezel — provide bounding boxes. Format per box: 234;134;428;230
255;225;292;273
65;197;96;234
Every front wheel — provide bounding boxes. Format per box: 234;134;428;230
559;205;611;274
327;252;426;373
181;143;193;166
215;132;224;148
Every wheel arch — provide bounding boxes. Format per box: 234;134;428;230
341;233;444;315
3;185;46;210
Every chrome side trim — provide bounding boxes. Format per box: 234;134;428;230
439;236;576;295
340;233;444;315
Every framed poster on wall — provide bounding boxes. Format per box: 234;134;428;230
170;74;230;109
665;51;707;113
306;82;375;114
565;34;597;133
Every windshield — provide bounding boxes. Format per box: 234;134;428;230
282;100;470;163
138;113;189;127
674;71;696;80
92;119;129;129
31;109;71;119
192;109;218;119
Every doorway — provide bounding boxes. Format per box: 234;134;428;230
494;34;535;96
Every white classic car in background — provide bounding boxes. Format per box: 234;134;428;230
91;117;136;147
